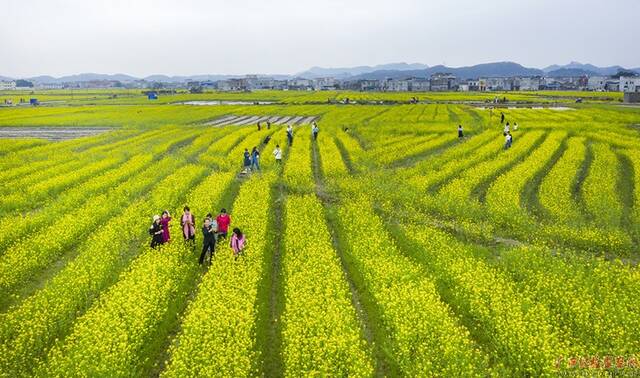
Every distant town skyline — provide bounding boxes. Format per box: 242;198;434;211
1;0;639;78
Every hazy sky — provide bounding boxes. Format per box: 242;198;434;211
1;0;638;77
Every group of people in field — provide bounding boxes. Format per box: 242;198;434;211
149;207;246;264
148;120;327;259
500;112;518;149
241;121;320;174
456;111;518;150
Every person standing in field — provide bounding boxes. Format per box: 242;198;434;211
251;146;260;171
243;148;252;172
500;112;505;124
458;125;464;139
160;210;172;243
273;144;282;164
503;122;510;135
286;125;293;146
216;208;231;240
513;122;518;131
205;213;218;234
230;227;246;260
312;124;319;141
257;121;261;131
267;120;271;129
504;132;512;149
181;206;196;242
149;215;164;249
199;218;217;265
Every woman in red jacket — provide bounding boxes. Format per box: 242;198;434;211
216;208;231;240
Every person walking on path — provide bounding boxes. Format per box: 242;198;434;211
504;132;512;150
160;210;172;243
181;206;196;242
149;215;164;249
199;218;217;265
286;125;293;146
458;125;464;139
251;146;260;171
273;144;282;164
312;124;319;141
216;208;231;240
230;227;246;260
243;148;252;172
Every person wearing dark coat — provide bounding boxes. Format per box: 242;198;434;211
199;218;217;264
243;148;252;171
286;125;293;146
149;215;164;248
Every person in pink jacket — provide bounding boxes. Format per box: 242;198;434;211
181;206;196;242
229;227;246;260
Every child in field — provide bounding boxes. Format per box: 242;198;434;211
273;144;282;164
205;213;218;231
181;206;196;242
504;132;512;149
216;208;231;240
160;210;171;243
230;228;246;260
199;218;217;264
149;215;164;248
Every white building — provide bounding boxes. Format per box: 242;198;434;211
587;76;608;91
519;77;542;91
619;76;640;92
483;77;510;91
0;81;17;90
408;78;430;91
382;79;409;92
313;77;338;90
287;78;313;90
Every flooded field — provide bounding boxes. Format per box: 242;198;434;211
180;100;275;105
204;114;319;126
0;127;112;140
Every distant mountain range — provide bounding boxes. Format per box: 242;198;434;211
542;61;627;76
0;73;283;84
2;61;638;83
345;62;545;80
335;62;640;81
296;63;430;79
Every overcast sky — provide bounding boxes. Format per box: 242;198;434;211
1;0;638;78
